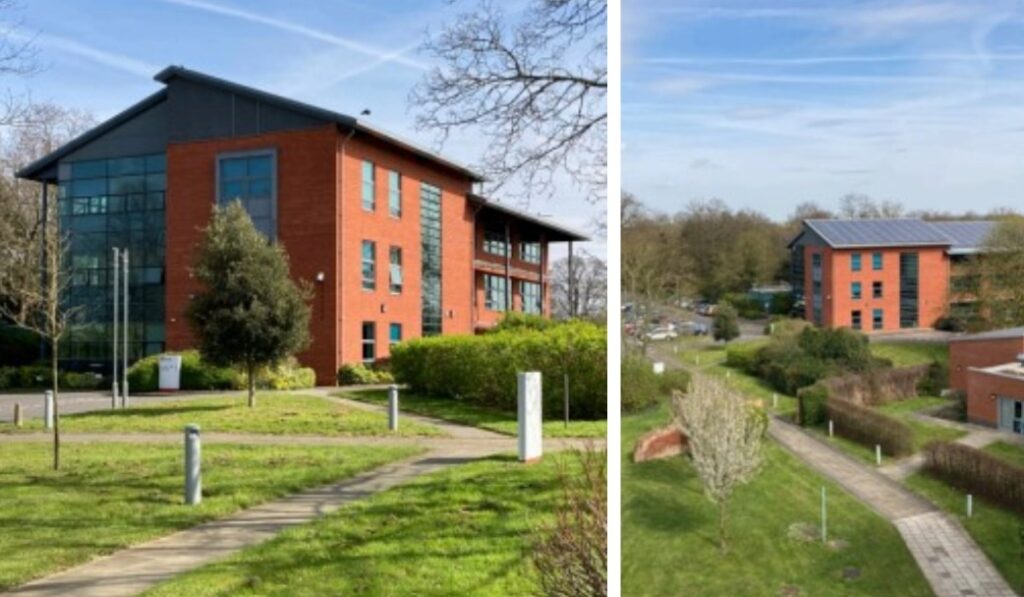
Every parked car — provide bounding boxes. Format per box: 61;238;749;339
644;325;678;341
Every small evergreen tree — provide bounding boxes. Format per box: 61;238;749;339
712;304;740;343
186;202;312;407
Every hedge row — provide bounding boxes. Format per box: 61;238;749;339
621;353;690;413
127;351;315;392
818;365;928;407
825;398;914;456
337;363;395;385
796;384;829;427
390;321;606;419
924;441;1024;515
0;365;104;390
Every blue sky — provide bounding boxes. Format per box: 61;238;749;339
624;0;1024;220
8;0;600;257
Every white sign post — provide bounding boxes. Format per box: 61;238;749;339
517;372;543;463
652;362;665;375
159;355;183;391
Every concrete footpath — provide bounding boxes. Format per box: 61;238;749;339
2;390;603;597
770;418;1016;597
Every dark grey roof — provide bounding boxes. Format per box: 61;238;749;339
19;66;484;182
950;326;1024;343
800;218;997;251
17;90;168;179
468;194;589;242
805;219;952;248
930;221;997;254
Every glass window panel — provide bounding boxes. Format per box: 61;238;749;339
220;158;246;179
70;160;106;179
362;160;375;211
247;197;271;218
220;181;244;202
108;156;146;176
109;175;145;194
247;156;272;177
108;195;125;213
145;173;166;191
146;192;164;211
71;178;106;197
127;193;147;212
145;154;166;173
247;178;272;199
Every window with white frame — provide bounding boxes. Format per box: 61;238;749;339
389;246;402;294
361;160;375;211
484;274;507;311
388;170;401;217
361;240;376;290
520;241;541;264
521;280;542;314
483;223;507;256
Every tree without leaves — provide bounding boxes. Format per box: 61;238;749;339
672;376;765;553
0;196;76;470
971;217;1024;330
186;202;312;408
550;248;606;320
412;0;607;204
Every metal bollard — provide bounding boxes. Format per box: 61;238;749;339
43;391;53;430
828;420;834;438
967;494;973;518
13;403;22;427
387;385;399;432
875;444;882;466
111;382;119;409
772;393;778;409
184;424;202;505
121;380;130;409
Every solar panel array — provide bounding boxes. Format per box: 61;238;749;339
805;218;996;250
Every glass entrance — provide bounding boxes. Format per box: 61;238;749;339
999;398;1024;434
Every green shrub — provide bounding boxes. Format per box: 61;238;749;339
658;368;691;397
256;358;316;390
724;342;761;373
749;326;876;395
917;359;949;396
491;312;556;333
337;363;394;385
391;320;606;419
127;351;237;392
764;316;810;337
713;304;740;342
924;441;1024;515
797;384;829;427
62;371;103;390
825;398;914;456
722;292;764;319
769;293;795;316
621;353;663;414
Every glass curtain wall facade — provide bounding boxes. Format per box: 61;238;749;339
420;183;442;336
899;252;919;329
58;153;166;369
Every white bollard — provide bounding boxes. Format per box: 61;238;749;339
828;420;834;438
111;382;119;409
967;494;973;518
184;424;201;505
875;444;882;466
652;362;665;375
517;372;543;463
673;345;678;354
43;391;53;430
772;393;778;409
387;385;399;432
726;370;731;379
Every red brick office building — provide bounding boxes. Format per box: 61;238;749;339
18;67;586;384
948;328;1024;432
789;219;994;333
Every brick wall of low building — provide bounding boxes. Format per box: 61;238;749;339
165;124;340;384
949;337;1024;391
965;368;1024;427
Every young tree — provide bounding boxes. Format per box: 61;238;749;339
712;304;740;343
973;217;1024;329
551;249;606;320
412;0;606;204
673;376;765;553
0;196;76;470
186;202;312;407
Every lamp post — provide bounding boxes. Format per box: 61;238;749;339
111;247;119;407
122;249;129;407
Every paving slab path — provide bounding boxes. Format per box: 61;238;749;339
770;417;1016;597
1;393;603;597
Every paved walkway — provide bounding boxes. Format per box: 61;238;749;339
2;393;602;597
770;417;1016;597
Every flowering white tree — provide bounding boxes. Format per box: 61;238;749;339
673;375;766;553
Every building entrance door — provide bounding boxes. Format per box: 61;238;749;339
998;397;1023;434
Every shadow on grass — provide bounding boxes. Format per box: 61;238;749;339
64;403;234;421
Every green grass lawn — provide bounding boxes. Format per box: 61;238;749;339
984;441;1024;467
336;388;607;438
869;342;948;367
0;442;421;591
623;401;932;596
2;393;445;437
143;454;582;596
672;339;798;417
906;467;1024;593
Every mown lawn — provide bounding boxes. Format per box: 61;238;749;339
671;339;798;417
0;442;421;591
869;342;948;367
622;401;932;596
337;388;606;438
2;393;445;437
144;454;583;596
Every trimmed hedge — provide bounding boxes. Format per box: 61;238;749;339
724;342;761;372
923;441;1024;515
818;365;928;407
390;321;606;419
127;351;315;392
0;365;104;390
337;363;395;385
825;398;913;456
796;384;829;427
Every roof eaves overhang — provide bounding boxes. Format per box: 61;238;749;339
468;193;590;242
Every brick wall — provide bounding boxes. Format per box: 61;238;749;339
165;124;339;384
949;337;1024;390
965;368;1024;427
